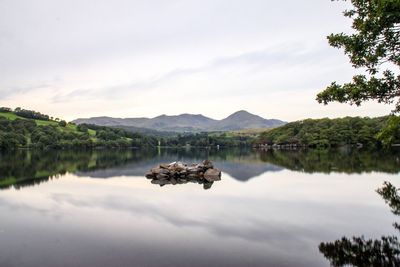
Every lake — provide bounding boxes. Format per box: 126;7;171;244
0;147;399;267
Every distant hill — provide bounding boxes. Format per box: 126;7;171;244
73;110;286;132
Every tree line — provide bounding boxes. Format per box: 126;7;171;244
4;107;398;150
159;132;254;148
0;107;52;121
255;116;400;148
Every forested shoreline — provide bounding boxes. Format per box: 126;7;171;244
0;107;253;150
255;116;400;148
1;107;399;150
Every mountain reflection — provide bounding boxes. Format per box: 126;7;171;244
0;148;399;190
75;148;283;181
319;182;400;266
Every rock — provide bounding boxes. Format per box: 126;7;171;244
187;166;201;173
156;173;169;179
168;161;186;171
151;179;169;186
145;172;155;179
187;173;199;179
203;159;213;169
151;167;169;175
203;182;213;190
204;168;221;182
159;164;169;169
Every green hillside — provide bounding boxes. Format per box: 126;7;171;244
0;108;158;150
0;112;23;121
254;116;400;148
0;111;96;136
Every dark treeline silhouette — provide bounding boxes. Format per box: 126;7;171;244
13;107;50;121
319;182;400;266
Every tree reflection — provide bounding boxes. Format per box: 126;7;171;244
319;182;400;266
0;149;157;190
257;148;400;174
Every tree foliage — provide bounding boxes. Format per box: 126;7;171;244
58;120;67;127
317;0;400;112
0;112;159;150
377;115;400;147
159;132;254;148
13;107;51;120
255;116;396;147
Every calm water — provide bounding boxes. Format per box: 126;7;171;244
0;148;399;267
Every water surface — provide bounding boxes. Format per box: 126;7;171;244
0;148;399;267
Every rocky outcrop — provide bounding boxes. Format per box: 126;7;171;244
145;160;221;189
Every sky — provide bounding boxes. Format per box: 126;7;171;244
0;0;394;122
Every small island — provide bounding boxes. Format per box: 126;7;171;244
145;160;221;189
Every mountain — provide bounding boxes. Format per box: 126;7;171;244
211;110;284;131
72;110;286;132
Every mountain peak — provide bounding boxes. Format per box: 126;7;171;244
234;110;250;114
225;110;260;119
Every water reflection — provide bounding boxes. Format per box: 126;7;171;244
260;148;400;174
151;178;215;190
0;149;156;189
319;182;400;266
0;148;399;267
0;148;399;190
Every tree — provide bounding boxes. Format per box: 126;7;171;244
316;0;400;112
0;107;12;112
77;124;88;133
377;115;400;146
58;120;67;127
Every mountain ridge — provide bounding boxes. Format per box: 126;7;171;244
72;110;286;132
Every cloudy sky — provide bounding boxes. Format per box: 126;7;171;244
0;0;394;121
